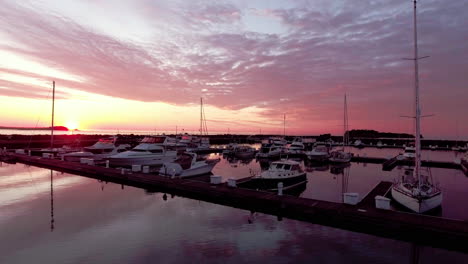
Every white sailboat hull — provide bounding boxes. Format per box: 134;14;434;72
391;187;442;213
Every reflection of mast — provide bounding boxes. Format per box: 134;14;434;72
410;243;420;264
50;170;55;232
341;166;350;203
51;81;55;149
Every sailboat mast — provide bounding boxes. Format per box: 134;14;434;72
200;97;203;136
344;94;347;148
51;81;55;149
413;0;422;188
283;114;286;137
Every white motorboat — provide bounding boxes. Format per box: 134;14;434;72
461;153;468;174
402;146;415;160
305;145;330;161
286;141;305;155
234;145;256;159
353;140;364;148
329;94;353;163
186;137;210;152
329;151;352;163
248;160;307;191
376;141;384;148
391;0;442;214
256;143;282;158
159;152;220;178
108;136;177;166
63;137;130;162
222;143;239;155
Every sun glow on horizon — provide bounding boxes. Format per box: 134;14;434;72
65;120;79;130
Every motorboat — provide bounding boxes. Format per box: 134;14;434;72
63;137;130;162
286;141;305;155
391;0;442;214
222;143;239;155
186;137;210;152
247;160;307;191
376;141;383;148
461;153;468;175
329;150;353;163
353;140;364;148
305;145;330;161
256;143;282;158
159;152;220;178
402;146;415;160
108;136;177;166
234;145;256;159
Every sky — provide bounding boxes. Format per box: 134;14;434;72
0;0;467;138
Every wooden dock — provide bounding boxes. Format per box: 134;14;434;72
2;152;468;253
352;155;462;171
358;181;393;209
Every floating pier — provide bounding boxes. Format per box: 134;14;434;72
351;155;462;171
1;152;467;253
358;181;393;209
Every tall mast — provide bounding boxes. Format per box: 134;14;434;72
51;81;55;149
344;94;348;148
200;97;203;136
283;114;286;137
413;0;422;189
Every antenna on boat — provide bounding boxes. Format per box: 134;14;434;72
51;81;55;149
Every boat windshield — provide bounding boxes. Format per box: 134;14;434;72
132;149;149;152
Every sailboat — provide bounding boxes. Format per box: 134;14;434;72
329;94;353;163
38;81;79;155
391;0;442;213
186;98;210;152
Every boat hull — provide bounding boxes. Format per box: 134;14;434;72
109;155;176;167
247;173;307;191
306;153;329;161
234;151;256;159
391;187;443;213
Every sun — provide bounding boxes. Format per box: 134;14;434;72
65;121;79;130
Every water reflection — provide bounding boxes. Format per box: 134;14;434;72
50;170;54;232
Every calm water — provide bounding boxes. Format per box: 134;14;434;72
1;148;467;263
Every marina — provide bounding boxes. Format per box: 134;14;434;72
1;149;467;254
1;0;467;263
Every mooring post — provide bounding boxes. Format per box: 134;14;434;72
277;182;283;196
105;160;109;168
61;155;64;161
28;150;31;156
121;168;125;175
